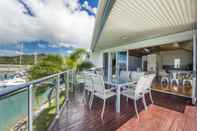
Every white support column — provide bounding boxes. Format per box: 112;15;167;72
56;73;60;117
108;52;111;81
116;52;119;79
192;30;197;104
28;84;33;131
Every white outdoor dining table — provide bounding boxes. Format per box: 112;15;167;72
104;79;136;113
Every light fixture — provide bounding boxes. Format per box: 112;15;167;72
121;35;128;40
144;48;150;52
173;42;179;48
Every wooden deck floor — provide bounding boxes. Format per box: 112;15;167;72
152;82;192;97
48;87;196;131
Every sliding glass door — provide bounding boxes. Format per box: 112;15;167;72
117;51;127;79
111;52;116;79
103;53;109;80
104;51;128;80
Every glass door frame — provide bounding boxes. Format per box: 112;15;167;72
116;50;128;80
192;30;197;104
104;50;129;81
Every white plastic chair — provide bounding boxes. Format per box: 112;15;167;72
82;72;94;104
120;71;131;81
143;74;156;104
170;72;179;86
89;74;116;120
183;79;192;86
121;77;147;120
159;70;169;85
131;71;145;82
183;73;193;87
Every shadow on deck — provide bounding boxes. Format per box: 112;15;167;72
48;86;195;131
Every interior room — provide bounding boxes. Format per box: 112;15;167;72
128;40;193;97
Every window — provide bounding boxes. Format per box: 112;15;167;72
174;58;181;68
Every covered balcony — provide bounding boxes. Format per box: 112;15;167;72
1;69;197;131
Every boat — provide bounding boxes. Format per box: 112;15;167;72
0;72;26;88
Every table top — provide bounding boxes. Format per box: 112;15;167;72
104;79;136;86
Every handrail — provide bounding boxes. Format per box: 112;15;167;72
0;70;69;98
0;69;74;131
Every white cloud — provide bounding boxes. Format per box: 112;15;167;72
0;0;96;49
0;49;23;56
81;0;96;14
48;42;77;48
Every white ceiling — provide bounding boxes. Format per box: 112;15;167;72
95;0;197;51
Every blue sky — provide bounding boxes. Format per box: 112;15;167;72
0;0;98;56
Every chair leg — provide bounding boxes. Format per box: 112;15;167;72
142;96;147;110
134;99;139;120
89;93;94;110
83;90;86;103
149;91;154;104
176;79;179;86
126;97;129;102
101;100;106;120
170;80;173;86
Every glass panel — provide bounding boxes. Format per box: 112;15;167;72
33;77;57;131
0;89;28;131
117;51;127;78
111;52;116;79
174;58;181;69
63;72;69;102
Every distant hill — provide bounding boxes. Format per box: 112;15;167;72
0;54;46;65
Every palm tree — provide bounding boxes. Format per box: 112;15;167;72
64;48;94;92
65;48;94;72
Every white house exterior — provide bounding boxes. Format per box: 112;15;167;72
89;0;197;103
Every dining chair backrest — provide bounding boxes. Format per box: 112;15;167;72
120;71;131;81
134;76;146;97
143;74;156;91
83;72;94;90
171;72;178;79
159;70;168;77
92;74;105;94
131;71;145;82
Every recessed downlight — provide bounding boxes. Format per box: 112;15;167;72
121;35;128;40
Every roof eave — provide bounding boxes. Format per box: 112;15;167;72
90;0;116;52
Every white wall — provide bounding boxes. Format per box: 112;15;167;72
89;51;103;67
159;49;192;66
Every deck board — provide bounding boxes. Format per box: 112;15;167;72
48;87;196;131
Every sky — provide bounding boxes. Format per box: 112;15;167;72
0;0;98;56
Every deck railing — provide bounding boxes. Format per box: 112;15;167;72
0;70;75;131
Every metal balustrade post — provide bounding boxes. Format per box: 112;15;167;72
28;84;33;131
56;74;60;117
66;71;69;101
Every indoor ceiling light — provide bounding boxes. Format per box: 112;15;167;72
144;48;150;52
121;35;128;40
173;42;180;48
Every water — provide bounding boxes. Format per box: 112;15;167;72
0;90;28;131
0;85;55;131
